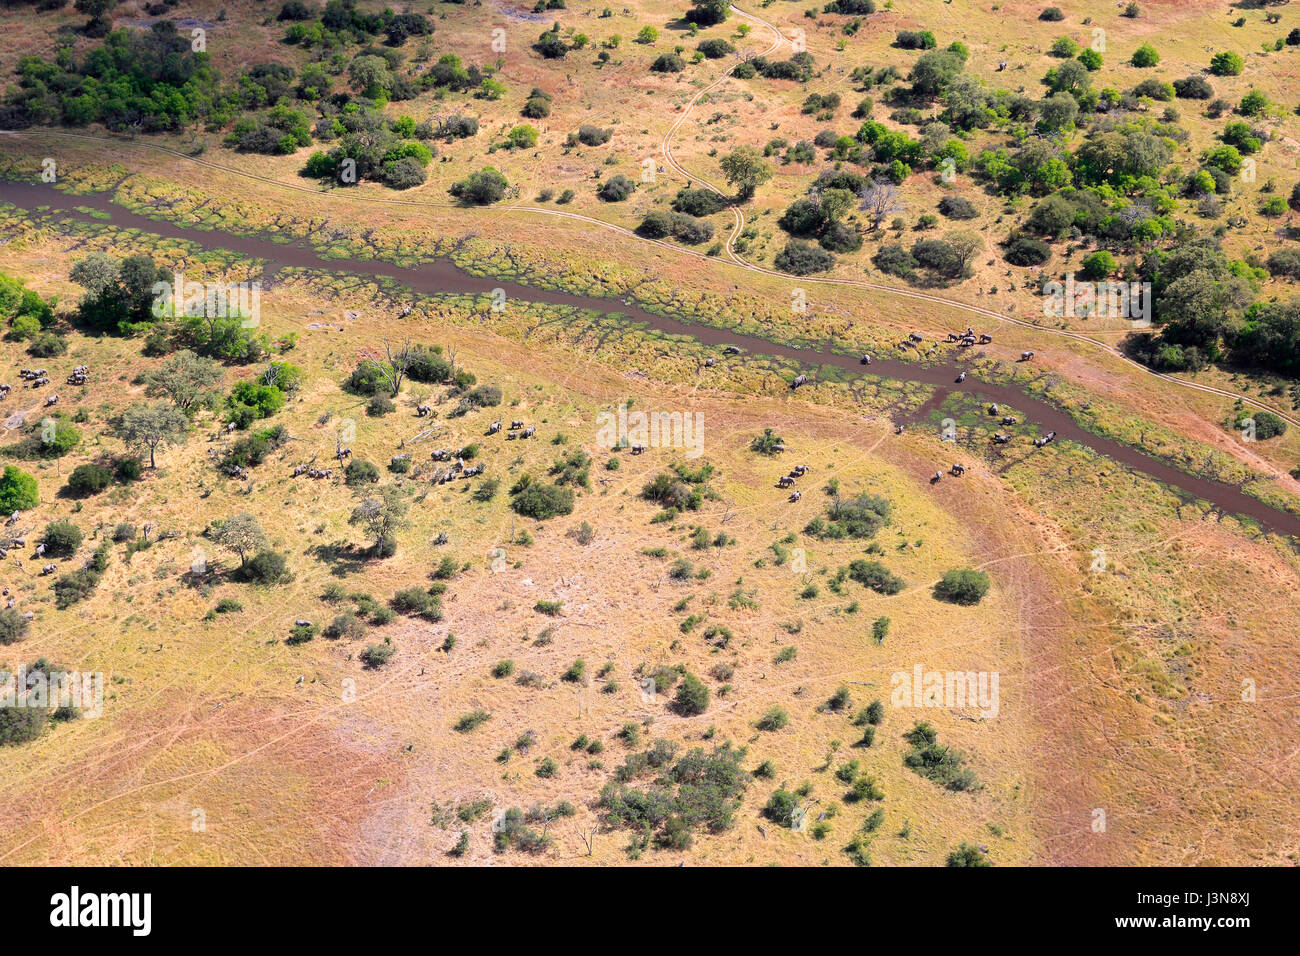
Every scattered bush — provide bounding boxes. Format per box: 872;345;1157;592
934;568;991;605
597;174;636;202
67;463;113;496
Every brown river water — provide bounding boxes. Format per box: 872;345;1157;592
2;179;1297;540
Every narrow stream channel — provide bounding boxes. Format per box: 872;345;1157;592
3;179;1296;539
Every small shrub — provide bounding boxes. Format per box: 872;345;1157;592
934;568;991;605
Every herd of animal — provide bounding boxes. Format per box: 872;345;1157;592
856;327;1034;371
769;332;1050;499
277;412;537;488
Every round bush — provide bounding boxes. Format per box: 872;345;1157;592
1003;235;1052;266
651;53;685;73
775;240;834;275
67;463;113;496
0;607;31;645
42;520;84;556
597;174;635;202
345;459;381;485
934;568;991;605
938;195;978;219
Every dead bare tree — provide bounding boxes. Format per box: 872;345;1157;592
367;337;412;396
575;823;598;856
858;180;905;231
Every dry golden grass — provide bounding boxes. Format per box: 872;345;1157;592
0;0;1298;866
0;204;1296;865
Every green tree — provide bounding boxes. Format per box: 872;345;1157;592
1210;51;1243;76
349;55;392;98
934;568;991;605
720;145;772;201
674;672;710;716
947;842;991;866
1130;43;1159;67
350;486;410;554
116;401;188;468
144;350;223;412
0;466;39;513
212;513;268;568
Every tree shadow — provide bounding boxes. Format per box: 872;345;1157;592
307;540;371;577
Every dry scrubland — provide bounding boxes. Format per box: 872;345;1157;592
0;203;1296;865
0;0;1297;865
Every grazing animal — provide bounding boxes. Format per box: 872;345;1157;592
431;449;450;461
723;345;741;355
992;432;1011;444
336;447;352;460
511;420;524;430
789;490;802;502
956;371;967;383
704;357;716;368
1020;350;1035;361
295;619;312;627
34;543;45;557
771;442;786;453
979;334;993;344
292;464;308;476
43;393;57;406
896;424;905;435
416;404;431;417
860;354;871;365
931;471;943;484
506;431;518;440
488;421;501;435
951;463;966;476
522;426;536;438
1000;416;1018;426
42;563;56;575
6;512;18;526
792;464;808;476
909;332;923;342
791;374;809;389
630;443;645;454
777;475;794;488
989;404;999;415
